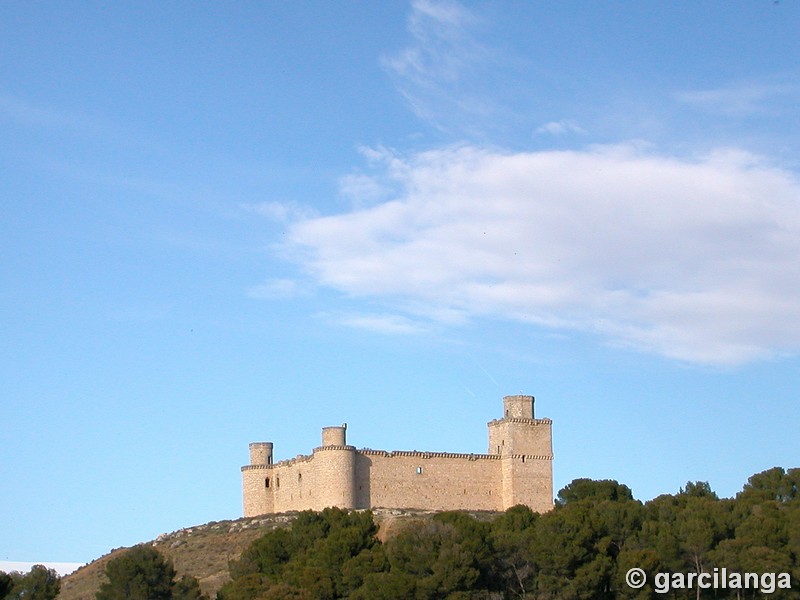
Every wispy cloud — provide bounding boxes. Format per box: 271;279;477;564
382;0;494;133
335;312;427;335
674;83;794;117
536;119;587;136
247;278;311;300
282;144;800;365
0;93;102;132
242;201;317;222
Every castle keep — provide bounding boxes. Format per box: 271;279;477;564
242;394;553;516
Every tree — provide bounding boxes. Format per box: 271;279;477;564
172;575;206;600
489;506;539;597
556;478;634;506
739;467;799;505
678;481;718;499
97;546;175;600
95;545;206;600
6;565;60;600
0;573;12;600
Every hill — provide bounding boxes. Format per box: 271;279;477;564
56;508;494;600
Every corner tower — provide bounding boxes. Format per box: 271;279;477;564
242;441;275;516
488;395;553;512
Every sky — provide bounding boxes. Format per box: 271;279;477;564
1;0;799;566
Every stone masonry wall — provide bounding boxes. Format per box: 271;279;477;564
355;451;503;511
242;395;554;517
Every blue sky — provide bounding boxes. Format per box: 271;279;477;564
2;1;799;566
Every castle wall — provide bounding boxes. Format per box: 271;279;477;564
242;394;555;517
355;451;503;512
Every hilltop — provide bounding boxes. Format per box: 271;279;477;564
56;508;495;600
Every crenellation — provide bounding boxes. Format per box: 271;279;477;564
242;394;554;516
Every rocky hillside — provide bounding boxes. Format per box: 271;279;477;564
56;513;296;600
56;508;494;600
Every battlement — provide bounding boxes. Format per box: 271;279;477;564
359;449;499;460
242;394;554;516
313;445;357;453
487;417;553;427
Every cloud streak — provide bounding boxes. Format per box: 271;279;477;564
674;83;794;117
382;0;494;133
282;144;800;365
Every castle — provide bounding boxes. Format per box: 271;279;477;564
242;394;553;516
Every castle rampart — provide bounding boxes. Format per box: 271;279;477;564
241;394;553;516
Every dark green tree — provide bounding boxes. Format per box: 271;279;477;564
95;545;206;600
96;546;175;600
6;565;60;600
679;481;718;499
220;508;380;600
0;572;12;600
738;467;799;505
556;478;634;506
489;505;539;597
172;574;206;600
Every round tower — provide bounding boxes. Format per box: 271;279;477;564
314;424;356;508
249;442;274;465
321;424;347;447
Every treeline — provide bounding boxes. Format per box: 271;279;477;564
0;548;207;600
3;467;796;600
218;467;799;599
0;565;60;600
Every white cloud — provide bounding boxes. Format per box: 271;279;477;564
536;119;587;136
338;173;392;206
282;144;800;365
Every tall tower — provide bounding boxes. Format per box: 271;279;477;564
487;395;553;512
312;424;356;509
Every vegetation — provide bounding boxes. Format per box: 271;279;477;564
95;545;207;600
220;467;799;599
0;565;60;600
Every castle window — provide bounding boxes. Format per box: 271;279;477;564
416;466;423;475
265;477;270;488
298;473;302;482
276;477;280;489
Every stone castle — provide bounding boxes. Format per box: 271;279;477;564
242;394;553;516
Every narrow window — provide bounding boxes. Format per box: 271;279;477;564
522;456;525;463
298;473;302;481
276;477;280;489
265;477;270;488
416;466;423;475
